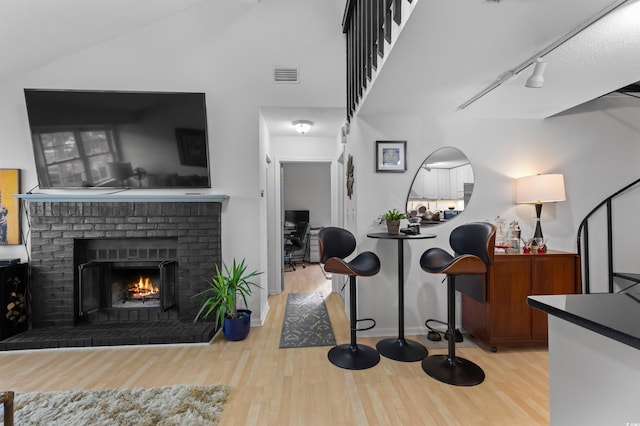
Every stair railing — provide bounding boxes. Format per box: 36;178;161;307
577;177;640;293
342;0;412;122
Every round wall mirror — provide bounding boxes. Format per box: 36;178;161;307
406;147;474;226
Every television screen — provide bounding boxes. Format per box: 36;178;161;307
23;89;211;189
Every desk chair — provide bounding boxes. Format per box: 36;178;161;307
284;222;310;271
318;227;380;370
419;222;495;386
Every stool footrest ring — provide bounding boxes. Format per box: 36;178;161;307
354;317;376;332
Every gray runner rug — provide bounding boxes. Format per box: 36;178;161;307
279;292;336;348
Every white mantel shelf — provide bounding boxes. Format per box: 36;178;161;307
13;193;229;203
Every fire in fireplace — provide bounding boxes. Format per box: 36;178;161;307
125;276;159;302
110;263;162;308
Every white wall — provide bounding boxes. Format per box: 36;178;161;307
0;0;346;324
347;98;640;337
283;162;331;228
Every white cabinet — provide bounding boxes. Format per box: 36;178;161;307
410;168;428;199
410;165;473;200
423;169;439;199
436;169;451;199
454;164;473;199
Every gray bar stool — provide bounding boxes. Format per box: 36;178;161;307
318;227;381;370
419;222;495;386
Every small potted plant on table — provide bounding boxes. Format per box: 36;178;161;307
194;258;262;341
379;208;407;235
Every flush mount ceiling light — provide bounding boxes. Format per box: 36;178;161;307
525;58;547;88
292;120;313;134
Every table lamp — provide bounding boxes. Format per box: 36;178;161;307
516;174;566;243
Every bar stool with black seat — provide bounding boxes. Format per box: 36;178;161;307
318;227;381;370
419;221;495;386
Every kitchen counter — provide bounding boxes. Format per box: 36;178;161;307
527;290;640;350
527;290;640;425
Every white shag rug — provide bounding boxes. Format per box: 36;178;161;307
3;384;230;425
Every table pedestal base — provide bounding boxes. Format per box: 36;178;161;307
376;337;428;362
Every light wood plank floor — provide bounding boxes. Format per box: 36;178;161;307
0;263;550;425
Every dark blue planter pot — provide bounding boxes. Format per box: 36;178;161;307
222;309;252;341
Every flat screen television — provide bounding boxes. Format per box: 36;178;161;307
23;89;211;189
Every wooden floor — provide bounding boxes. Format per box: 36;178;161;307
0;263;550;425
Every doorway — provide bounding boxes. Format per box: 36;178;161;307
281;161;332;289
259;106;346;296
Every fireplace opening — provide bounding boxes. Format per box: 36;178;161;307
74;237;180;323
79;260;177;318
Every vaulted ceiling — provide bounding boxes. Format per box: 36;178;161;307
2;0;639;135
0;0;219;84
360;0;640;119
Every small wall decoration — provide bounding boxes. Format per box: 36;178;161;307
376;140;406;172
176;128;208;167
346;154;354;199
0;169;20;245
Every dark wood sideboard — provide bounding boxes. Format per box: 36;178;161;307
460;250;581;352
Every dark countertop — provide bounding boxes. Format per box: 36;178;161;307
527;289;640;351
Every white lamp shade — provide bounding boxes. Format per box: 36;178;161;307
516;174;566;204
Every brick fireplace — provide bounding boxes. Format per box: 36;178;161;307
28;200;221;328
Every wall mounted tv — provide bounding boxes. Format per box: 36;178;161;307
23;89;211;189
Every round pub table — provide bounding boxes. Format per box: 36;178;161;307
367;231;436;362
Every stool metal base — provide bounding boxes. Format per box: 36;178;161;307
377;337;428;362
328;343;380;370
421;354;485;386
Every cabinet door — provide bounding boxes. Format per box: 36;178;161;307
489;256;533;340
437;169;450;199
531;255;578;339
411;168;427;199
449;168;458;200
423;169;438;199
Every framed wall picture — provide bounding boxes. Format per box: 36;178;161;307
0;169;20;245
376;140;406;172
175;128;208;167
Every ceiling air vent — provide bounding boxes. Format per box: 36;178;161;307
274;67;299;83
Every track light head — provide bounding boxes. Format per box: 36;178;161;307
525;58;547;88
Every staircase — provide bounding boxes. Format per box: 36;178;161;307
344;0;640;296
342;0;416;122
577;177;640;294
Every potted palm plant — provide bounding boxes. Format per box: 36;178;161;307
379;208;407;235
194;258;262;341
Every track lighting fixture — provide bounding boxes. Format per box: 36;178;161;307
525;58;547;88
